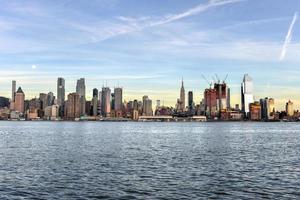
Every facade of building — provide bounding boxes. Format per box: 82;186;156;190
65;93;81;120
177;79;185;111
76;78;86;115
92;88;98;116
286;100;294;117
241;74;254;116
12;80;16;102
101;87;111;117
14;87;25;113
214;83;228;114
204;88;217;119
57;77;65;106
57;77;65;118
249;101;261;121
114;87;123;112
142;95;153;116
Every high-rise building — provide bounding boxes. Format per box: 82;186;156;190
14;87;25;113
249;101;261;121
260;97;275;120
12;80;16;102
39;93;47;110
114;87;123;112
204;88;217;118
156;100;161;110
101;87;111;117
142;95;153;116
241;74;254;116
268;98;275;119
227;88;231;110
286;100;294;116
65;93;80;120
92;88;98;116
179;79;185;110
76;78;86;115
57;77;65;118
57;78;65;106
188;91;193;110
46;92;55;107
214;83;228;113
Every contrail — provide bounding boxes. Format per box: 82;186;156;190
279;12;298;61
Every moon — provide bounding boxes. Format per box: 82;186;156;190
32;65;37;69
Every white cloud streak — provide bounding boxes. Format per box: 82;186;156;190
279;12;298;61
75;0;245;43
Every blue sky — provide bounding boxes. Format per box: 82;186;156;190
0;0;299;109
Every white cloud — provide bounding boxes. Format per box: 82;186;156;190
279;12;298;61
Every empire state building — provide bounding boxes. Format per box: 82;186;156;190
179;78;185;110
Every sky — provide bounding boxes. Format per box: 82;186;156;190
0;0;299;110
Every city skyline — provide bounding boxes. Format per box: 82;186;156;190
0;0;299;109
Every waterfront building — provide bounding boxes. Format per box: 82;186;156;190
44;105;59;120
227;88;231;110
57;77;65;106
188;91;194;110
0;97;9;108
177;79;185;111
268;98;275;120
249;101;261;121
214;83;228;113
101;87;111;117
241;74;254;117
156;100;161;110
12;80;16;102
142;95;153;116
92;88;98;116
204;88;217;119
57;77;65;118
46;92;55;107
65;93;81;120
260;97;275;120
39;93;47;110
286;100;294;117
14;87;25;113
114;87;123;112
76;78;86;115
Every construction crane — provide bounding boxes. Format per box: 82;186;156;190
223;74;228;83
215;74;221;83
201;74;212;88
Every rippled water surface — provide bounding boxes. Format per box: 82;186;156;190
1;122;300;199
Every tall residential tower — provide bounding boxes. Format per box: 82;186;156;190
241;74;254;116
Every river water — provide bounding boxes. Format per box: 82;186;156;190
0;122;300;199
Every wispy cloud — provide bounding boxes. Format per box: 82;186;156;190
75;0;245;43
148;0;245;27
279;12;298;61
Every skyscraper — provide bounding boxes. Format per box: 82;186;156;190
204;88;217;118
241;74;254;116
142;95;153;116
286;100;294;117
14;87;25;113
66;93;80;120
92;88;98;116
57;78;65;106
57;77;65;118
180;78;185;110
101;87;111;117
188;91;193;110
114;87;123;112
76;78;86;115
12;80;16;102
